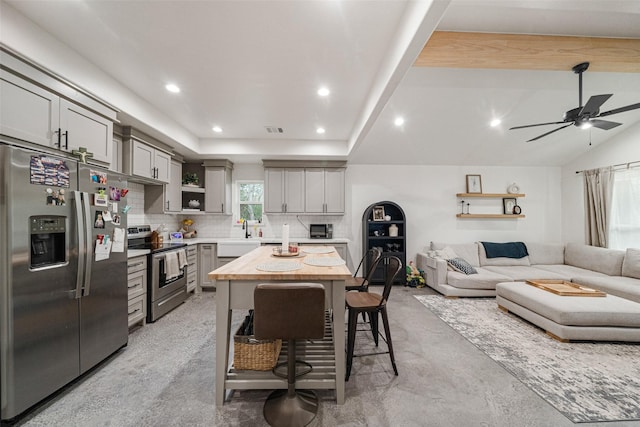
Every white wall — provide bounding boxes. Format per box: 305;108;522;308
561;121;640;244
346;164;562;266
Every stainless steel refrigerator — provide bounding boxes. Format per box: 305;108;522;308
1;143;128;421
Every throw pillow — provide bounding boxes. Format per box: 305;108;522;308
446;257;478;275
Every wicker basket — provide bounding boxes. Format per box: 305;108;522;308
233;322;282;371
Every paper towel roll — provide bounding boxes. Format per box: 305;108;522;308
282;224;289;253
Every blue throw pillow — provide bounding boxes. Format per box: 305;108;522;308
446;257;478;275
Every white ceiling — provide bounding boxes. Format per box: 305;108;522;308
4;0;640;166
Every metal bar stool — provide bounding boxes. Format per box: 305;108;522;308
345;247;382;292
345;256;402;381
254;283;326;427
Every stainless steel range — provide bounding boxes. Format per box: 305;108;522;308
127;225;188;322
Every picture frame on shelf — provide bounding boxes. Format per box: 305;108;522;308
372;206;386;221
503;197;517;215
466;174;482;193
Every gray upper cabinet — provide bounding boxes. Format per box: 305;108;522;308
264;167;305;214
264;160;346;215
166;160;182;212
1;69;114;165
304;167;345;214
122;126;172;184
204;160;233;214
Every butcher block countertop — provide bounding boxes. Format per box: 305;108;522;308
208;245;352;281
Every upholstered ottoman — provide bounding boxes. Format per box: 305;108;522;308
496;281;640;342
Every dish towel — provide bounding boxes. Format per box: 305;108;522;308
177;249;188;270
165;251;180;280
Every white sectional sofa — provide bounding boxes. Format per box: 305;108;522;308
416;242;640;303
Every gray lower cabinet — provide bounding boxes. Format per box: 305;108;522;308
186;245;198;293
199;243;217;290
127;256;147;329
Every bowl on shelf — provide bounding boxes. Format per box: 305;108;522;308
188;200;200;208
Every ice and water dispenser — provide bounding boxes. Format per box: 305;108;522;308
30;216;66;268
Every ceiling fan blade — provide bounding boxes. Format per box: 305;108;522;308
599;102;640;117
509;121;566;130
590;119;622;130
579;94;612;116
526;123;573;142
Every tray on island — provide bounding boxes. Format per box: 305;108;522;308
525;280;606;297
271;251;304;258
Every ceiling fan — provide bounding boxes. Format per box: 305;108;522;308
510;62;640;142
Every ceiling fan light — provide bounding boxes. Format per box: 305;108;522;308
490;118;501;127
579;120;592;129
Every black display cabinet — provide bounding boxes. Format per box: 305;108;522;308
362;201;406;285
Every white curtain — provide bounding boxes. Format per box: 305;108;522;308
583;167;614;247
609;168;640;250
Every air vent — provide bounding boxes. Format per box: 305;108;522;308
265;126;284;134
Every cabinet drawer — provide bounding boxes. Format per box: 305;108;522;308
186;273;198;293
127;256;147;274
127;294;146;328
127;269;146;299
186;246;198;257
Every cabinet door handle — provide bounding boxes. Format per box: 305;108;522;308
221;203;224;212
55;128;61;148
63;131;68;149
129;261;144;268
166;201;170;210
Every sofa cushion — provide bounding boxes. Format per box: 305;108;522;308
478;243;530;267
573;275;640;304
446;257;478;275
483;266;566;281
564;243;624;276
525;242;565;265
533;264;608;280
447;268;511;290
622;248;640;279
431;242;480;267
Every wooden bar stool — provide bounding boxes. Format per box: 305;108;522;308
254;283;326;427
345;256;402;381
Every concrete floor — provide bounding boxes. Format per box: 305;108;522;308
14;286;640;426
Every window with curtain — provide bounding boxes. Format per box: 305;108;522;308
609;168;640;250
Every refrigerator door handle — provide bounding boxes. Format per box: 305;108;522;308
73;190;85;299
81;191;93;296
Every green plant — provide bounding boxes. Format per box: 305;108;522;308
183;172;199;186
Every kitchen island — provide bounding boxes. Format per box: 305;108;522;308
209;245;351;406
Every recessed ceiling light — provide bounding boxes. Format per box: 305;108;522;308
212;126;222;133
317;87;330;97
316;127;326;134
490;118;501;127
394;117;405;126
165;83;180;93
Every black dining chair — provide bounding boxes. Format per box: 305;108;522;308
345;247;382;292
254;283;326;427
345;255;402;381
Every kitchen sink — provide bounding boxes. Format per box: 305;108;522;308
217;240;261;257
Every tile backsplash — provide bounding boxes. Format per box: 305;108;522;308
125;182;350;239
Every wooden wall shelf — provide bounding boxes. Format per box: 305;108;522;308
456;193;525;198
456;214;525;219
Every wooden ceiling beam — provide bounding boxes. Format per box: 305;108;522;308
415;31;640;73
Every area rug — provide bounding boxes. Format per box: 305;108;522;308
414;295;640;423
